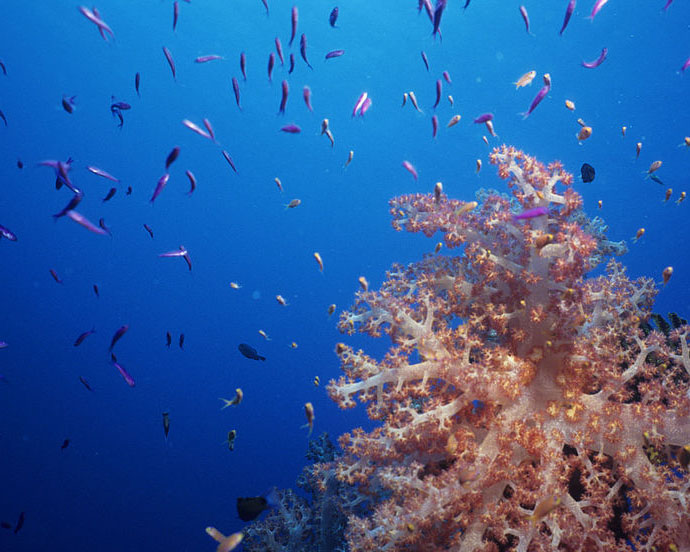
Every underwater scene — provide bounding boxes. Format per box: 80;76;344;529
1;0;690;550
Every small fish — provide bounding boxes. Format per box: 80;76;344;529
352;92;368;116
681;56;690;73
173;1;179;31
300;34;313;69
93;284;99;298
275;37;284;65
560;0;576;35
17;159;23;169
577;126;592;141
279;80;289;114
74;328;96;347
476;159;482;173
87;165;119;182
344;150;354;168
166;332;172;348
79;376;93;391
313;252;324;272
650;175;664;186
258;329;270;340
78;6;114;40
14;511;25;534
99;217;112;235
473;112;493;124
433;79;442;108
522;73;551;119
359;97;372;116
421;50;430;71
289;6;298;45
232;77;241;110
442;70;452;84
664;188;672;202
581;163;595;183
260;0;269;14
185;170;196;195
636;142;642;158
647;160;662;175
62;95;77;113
195;55;223;63
49;268;63;284
632;228;645;243
565;99;575;110
205;528;243;552
281;124;301;134
303;86;313;112
582;48;608;68
240;52;247;80
513;206;549;221
519;5;532;34
276;294;288;306
220;389;243;409
329;6;339;27
274;177;283;192
230;282;242;289
144;224;154;238
111;353;135;387
409;91;422;112
588;0;609;20
514;70;536;88
432;114;438;138
159;245;192;271
225;430;237;451
402;160;418;181
135;72;140;96
289;342;298;349
102;187;116;202
182;119;211;140
528;495;561;523
179;333;185;349
222;150;237;173
0;60;6;75
662;266;673;285
61;439;70;450
203;118;216;141
238;343;266;361
314;375;320;386
0;224;17;241
325;49;344;60
328;304;336;315
163;412;170;439
432;0;446;37
109;325;129;352
163;46;176;80
150;173;170;203
303;402;314;436
288;53;295;74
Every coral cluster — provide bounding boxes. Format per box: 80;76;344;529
325;146;690;551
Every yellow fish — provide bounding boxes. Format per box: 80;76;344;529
514;70;536;89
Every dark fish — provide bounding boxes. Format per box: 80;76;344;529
14;512;24;534
179;333;185;349
53;191;84;219
289;5;298;45
238;343;266;361
299;34;312;69
163;412;170;439
109;324;129;352
62;95;76;113
0;60;6;75
432;0;446;37
165;146;180;169
112;109;124;128
560;0;575;35
279;80;289;114
288;53;295;74
260;0;268;14
237;497;268;521
421;50;429;71
268;52;275;81
433;79;441;108
49;268;63;284
111;100;131;111
135;72;140;96
126;186;132;195
650;174;664;186
166;332;172;348
0;109;7;126
580;163;595;183
329;6;338;27
463;0;470;8
17;159;23;169
240;52;247;80
61;439;70;450
102;187;117;202
79;376;93;391
93;284;99;297
232;77;241;109
98;218;112;235
144;224;154;238
74;328;96;347
222;150;237;173
275;37;284;65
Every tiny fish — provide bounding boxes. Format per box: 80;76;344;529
344;150;354;167
111;353;135;387
109;325;129;352
61;439;70;450
182;119;211;140
220;388;243;408
238;343;266;361
179;333;185;349
49;268;63;284
285;199;301;209
582;47;608;68
313;252;323;272
519;5;532;34
303;86;313;111
559;0;576;35
62;95;77;114
240;52;247;80
232;77;241;109
473;113;493;124
268;52;276;81
93;284;99;298
79;376;93;391
135;72;140;96
87;165;119;182
74;328;96;347
150;173;170;203
143;224;154;238
279;80;289;114
513;206;549;221
581;163;595;183
433;79;442;108
588;0;609;20
352;92;368;116
288;53;295;74
173;1;179;31
0;224;17;241
289;6;298;45
165;147;180;169
329;6;339;27
275;37;284;65
300;34;313;69
421;50;429;71
185;170;196;195
163;412;170;438
303;402;314;436
325;49;344;60
102;187;116;202
203;118;215;141
205;528;243;552
166;332;172;347
514;70;536;88
222;150;237;173
195;55;223;63
163;46;176;80
402;160;418;181
442;70;452;84
522;73;551;119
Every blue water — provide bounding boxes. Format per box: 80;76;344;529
0;1;688;550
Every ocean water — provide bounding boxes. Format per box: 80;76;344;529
0;1;688;551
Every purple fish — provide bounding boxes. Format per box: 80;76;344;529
0;224;18;241
102;187;116;202
421;51;429;71
431;114;438;138
49;268;63;284
150;173;170;203
432;0;446;37
111;354;135;387
288;53;295;74
519;5;531;34
559;0;576;35
433;79;442;108
261;0;269;14
53;192;84;219
303;86;313;112
78;6;114;40
360;97;372;116
135;72;141;96
66;211;108;235
109;325;129;352
300;34;313;69
279;80;289;114
79;376;93;391
582;47;608;68
173;1;179;31
165;147;180;169
329;6;338;27
87;165;119;182
240;52;247;80
289;6;298;45
232;77;241;110
74;328;96;347
98;218;112;235
522;74;551;119
280;124;301;133
325;49;344;60
163;46;176;80
473;112;493;124
682;56;690;72
268;52;275;82
186;170;197;195
222;150;237;173
352;92;368;116
0;341;8;349
195;55;223;63
442;70;452;84
513;206;549;221
275;37;284;65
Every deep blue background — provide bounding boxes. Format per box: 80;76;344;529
0;1;688;550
